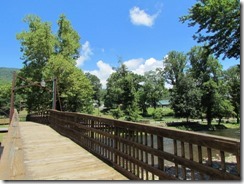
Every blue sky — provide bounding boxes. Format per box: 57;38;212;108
0;0;240;87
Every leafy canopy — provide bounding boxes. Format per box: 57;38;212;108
180;0;240;59
16;14;93;113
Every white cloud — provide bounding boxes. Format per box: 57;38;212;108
124;57;164;75
88;60;115;88
123;58;144;70
86;57;166;89
129;6;160;27
76;41;93;67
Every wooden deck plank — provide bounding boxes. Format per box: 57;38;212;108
1;121;128;180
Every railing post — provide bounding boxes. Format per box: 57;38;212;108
157;135;164;179
114;125;118;166
91;119;95;151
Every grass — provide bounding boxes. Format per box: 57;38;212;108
93;107;240;130
0;118;9;125
0;124;9;143
0;133;7;143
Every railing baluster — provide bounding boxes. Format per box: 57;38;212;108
181;141;186;180
189;143;195;180
174;139;178;178
220;151;226;172
157;136;164;179
34;110;240;181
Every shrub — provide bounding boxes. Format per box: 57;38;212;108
153;108;164;120
110;108;124;119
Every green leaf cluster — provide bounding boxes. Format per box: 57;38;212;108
180;0;240;59
16;14;93;113
164;46;239;125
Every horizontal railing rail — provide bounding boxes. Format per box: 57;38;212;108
26;111;50;125
28;110;240;180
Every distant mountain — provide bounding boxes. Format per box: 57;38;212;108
0;67;19;84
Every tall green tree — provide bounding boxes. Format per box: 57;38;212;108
224;65;240;123
16;15;56;112
170;74;202;122
163;51;187;86
85;73;102;106
180;0;240;59
140;69;166;110
188;46;223;125
43;55;94;113
16;14;93;113
56;14;81;63
104;64;141;121
163;51;189;118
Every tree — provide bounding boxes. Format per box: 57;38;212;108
180;0;240;59
17;15;56;67
85;73;102;106
213;93;234;125
163;51;190;119
56;14;81;63
163;51;187;86
104;64;141;121
0;84;11;117
188;46;223;125
16;14;93;113
139;69;166;112
170;74;202;122
224;65;240;123
43;55;94;113
16;15;56;112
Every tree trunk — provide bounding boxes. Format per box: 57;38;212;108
218;117;222;125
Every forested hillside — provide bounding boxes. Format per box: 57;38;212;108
0;67;19;84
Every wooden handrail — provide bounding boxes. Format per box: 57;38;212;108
27;110;240;180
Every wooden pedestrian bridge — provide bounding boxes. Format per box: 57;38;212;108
0;109;240;180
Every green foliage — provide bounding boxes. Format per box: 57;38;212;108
0;68;19;84
170;74;202;121
16;15;56;66
16;14;93;113
85;73;102;106
164;46;237;125
124;104;141;122
152;108;164;120
188;46;223;125
163;50;202;121
139;69;166;111
213;93;234;124
104;64;141;121
110;108;124;119
0;84;11;117
163;51;187;86
180;0;240;59
224;65;240;123
44;55;94;113
56;14;81;63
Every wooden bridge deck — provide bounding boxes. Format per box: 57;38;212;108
0;121;128;180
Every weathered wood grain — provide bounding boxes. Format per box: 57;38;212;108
1;121;128;180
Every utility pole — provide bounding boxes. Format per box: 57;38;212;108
52;77;57;110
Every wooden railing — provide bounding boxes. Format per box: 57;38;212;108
28;110;240;180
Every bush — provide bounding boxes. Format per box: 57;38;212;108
153;108;165;120
110;108;124;119
125;105;141;122
152;108;174;120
